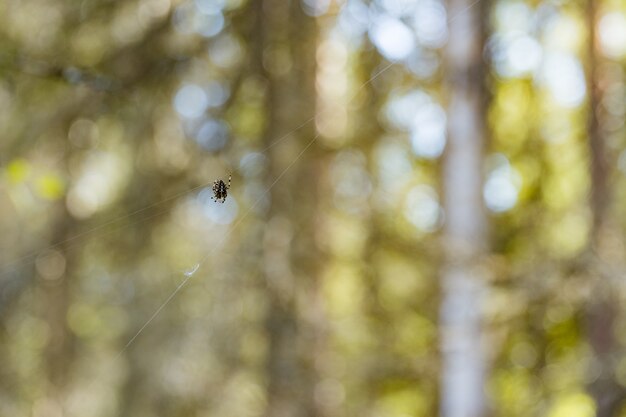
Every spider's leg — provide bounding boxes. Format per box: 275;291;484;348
227;174;231;189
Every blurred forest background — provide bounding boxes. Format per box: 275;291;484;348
1;0;626;416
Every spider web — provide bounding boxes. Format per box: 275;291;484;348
113;0;484;360
1;0;484;399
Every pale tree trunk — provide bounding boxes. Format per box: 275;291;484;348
440;0;488;416
585;0;626;415
256;0;320;416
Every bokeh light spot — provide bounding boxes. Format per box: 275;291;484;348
541;53;586;108
195;119;229;152
369;15;416;60
404;185;442;232
483;155;521;213
198;188;239;224
598;12;626;59
174;84;209;119
413;0;447;48
410;101;447;159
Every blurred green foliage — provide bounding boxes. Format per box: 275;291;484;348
1;0;626;416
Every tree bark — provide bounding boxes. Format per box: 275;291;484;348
439;0;489;416
256;1;320;416
585;0;626;415
41;214;77;409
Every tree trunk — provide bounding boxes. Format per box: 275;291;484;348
439;0;488;416
585;0;626;415
41;215;77;409
256;1;320;416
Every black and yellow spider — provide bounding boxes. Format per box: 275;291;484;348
211;174;231;203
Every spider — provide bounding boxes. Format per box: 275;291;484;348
211;174;231;203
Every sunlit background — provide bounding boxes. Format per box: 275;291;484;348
1;0;626;416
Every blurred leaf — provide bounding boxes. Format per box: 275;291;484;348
6;158;30;184
547;392;595;417
35;173;65;200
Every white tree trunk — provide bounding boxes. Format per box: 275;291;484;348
440;0;487;416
